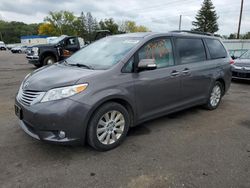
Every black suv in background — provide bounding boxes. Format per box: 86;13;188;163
26;36;84;67
15;31;232;151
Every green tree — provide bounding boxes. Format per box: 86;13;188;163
86;12;99;41
0;20;39;43
38;23;58;35
192;0;219;33
119;21;149;33
243;32;250;39
99;18;119;34
75;12;88;38
44;11;78;36
228;33;237;39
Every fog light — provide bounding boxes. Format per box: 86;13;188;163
58;131;66;139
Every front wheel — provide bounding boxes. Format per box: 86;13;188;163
87;102;130;151
204;81;223;110
43;56;56;65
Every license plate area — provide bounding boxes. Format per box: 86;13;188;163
15;104;23;120
238;72;246;78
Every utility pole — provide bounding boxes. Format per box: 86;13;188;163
237;0;244;39
179;15;182;30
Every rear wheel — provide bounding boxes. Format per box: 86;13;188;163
43;56;56;65
204;81;223;110
87;102;130;151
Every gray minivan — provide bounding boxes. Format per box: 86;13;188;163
15;32;232;151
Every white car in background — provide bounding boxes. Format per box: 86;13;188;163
0;41;7;50
11;46;28;53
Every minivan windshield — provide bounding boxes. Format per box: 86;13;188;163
66;36;141;70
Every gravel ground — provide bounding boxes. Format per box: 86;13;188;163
0;51;250;188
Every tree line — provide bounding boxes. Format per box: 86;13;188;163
0;11;149;44
0;20;39;43
1;1;250;44
39;11;149;42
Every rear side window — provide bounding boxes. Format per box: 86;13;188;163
205;39;227;59
176;38;206;64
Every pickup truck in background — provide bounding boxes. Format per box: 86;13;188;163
26;35;85;67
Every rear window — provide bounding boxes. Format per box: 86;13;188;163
176;38;206;64
205;39;227;59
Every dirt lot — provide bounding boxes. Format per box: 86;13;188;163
0;50;250;188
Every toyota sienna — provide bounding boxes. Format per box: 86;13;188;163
15;31;232;151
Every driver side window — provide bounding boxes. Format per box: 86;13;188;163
138;38;174;69
66;38;77;46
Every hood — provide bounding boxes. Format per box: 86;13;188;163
32;43;56;48
23;63;103;91
234;59;250;67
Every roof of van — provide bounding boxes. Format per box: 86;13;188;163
112;32;219;39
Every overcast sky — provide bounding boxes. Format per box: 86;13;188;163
0;0;249;35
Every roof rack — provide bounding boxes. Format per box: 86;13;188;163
171;30;214;36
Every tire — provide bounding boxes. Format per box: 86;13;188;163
204;81;223;110
43;56;56;66
18;50;21;53
87;102;130;151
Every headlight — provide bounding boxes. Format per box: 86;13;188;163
41;83;88;103
32;47;39;56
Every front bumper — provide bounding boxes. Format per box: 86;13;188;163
26;55;40;65
11;50;19;53
15;97;92;145
232;68;250;80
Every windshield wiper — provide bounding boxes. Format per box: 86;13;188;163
68;63;94;70
63;60;69;65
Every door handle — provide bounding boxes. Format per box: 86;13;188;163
171;70;180;76
182;68;190;75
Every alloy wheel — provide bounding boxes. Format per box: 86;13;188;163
96;110;125;145
210;84;221;107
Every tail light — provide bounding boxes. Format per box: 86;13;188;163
229;59;235;65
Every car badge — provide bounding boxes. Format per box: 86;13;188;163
241;67;246;70
23;81;30;88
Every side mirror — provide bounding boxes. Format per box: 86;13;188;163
231;55;237;60
55;42;63;47
138;59;157;71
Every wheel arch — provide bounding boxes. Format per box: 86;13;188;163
84;96;136;142
215;78;226;95
40;51;57;63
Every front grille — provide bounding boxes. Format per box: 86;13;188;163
17;89;44;106
232;71;250;78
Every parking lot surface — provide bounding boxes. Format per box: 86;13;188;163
0;51;250;188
